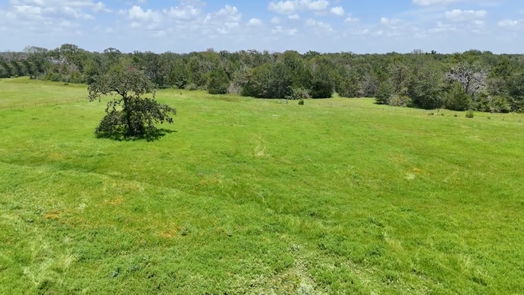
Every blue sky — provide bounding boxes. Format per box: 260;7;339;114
1;0;523;53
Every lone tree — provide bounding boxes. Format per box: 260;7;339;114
88;65;176;140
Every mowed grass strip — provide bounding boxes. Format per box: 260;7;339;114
0;78;523;294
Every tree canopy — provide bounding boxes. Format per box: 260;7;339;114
3;45;524;112
88;64;176;140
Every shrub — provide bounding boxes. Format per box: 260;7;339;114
388;95;411;107
407;68;444;109
465;110;475;118
508;72;524;112
309;58;334;98
185;83;198;91
241;63;292;98
336;74;360;98
207;69;229;94
488;96;511;113
445;82;472;111
375;81;393;105
310;78;333;98
474;94;511;113
298;99;305;106
286;88;311;100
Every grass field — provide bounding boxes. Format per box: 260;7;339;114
1;77;523;294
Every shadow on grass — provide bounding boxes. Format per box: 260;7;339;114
96;128;177;142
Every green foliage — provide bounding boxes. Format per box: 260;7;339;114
286;88;311;100
5;44;524;113
310;79;333;98
309;57;335;98
507;72;524;112
466;110;475;118
388;94;412;107
168;58;189;89
207;68;229;95
241;63;293;98
336;71;361;98
474;94;512;113
88;65;176;140
444;83;472;111
407;67;443;109
488;96;512;113
375;81;393;105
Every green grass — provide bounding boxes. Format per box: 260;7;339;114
1;77;523;294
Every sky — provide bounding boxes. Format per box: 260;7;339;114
1;0;524;53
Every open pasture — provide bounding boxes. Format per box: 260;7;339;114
0;78;523;294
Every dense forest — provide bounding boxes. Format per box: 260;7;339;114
1;44;523;113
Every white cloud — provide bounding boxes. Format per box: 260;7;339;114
412;0;459;6
306;18;333;31
268;0;329;15
380;17;400;25
128;5;159;22
163;4;200;20
498;19;522;28
445;9;487;22
271;25;298;35
330;6;344;16
344;16;359;23
203;5;242;34
247;18;263;26
0;0;109;35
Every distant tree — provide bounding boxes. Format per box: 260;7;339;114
0;60;12;77
10;61;24;77
507;72;524;112
207;68;229;94
241;63;292;98
407;66;443;109
444;82;472;111
446;62;487;97
310;75;333;98
336;71;360;98
5;44;523;113
375;81;393;105
88;65;176;139
389;62;409;94
280;51;311;89
361;73;379;97
309;57;334;98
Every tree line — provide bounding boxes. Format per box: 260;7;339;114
1;44;524;113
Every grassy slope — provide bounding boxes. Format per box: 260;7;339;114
0;78;523;294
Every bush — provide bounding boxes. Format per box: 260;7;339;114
488;96;511;113
407;68;444;109
310;80;333;98
298;99;305;106
508;72;524;112
445;82;471;111
336;74;360;98
389;95;412;107
465;110;475;118
185;83;198;91
375;81;393;105
241;63;292;98
309;58;334;98
207;69;229;94
286;88;311;100
474;94;512;113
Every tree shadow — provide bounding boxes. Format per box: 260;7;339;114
96;128;177;142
